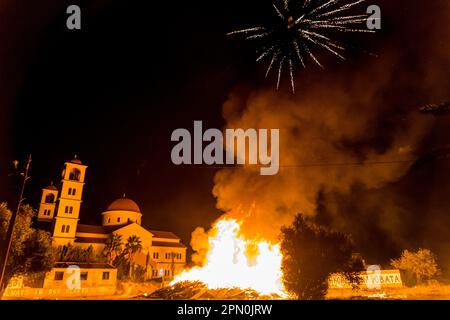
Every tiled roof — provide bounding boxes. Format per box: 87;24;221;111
103;222;133;233
149;230;180;239
77;224;107;234
43;185;58;191
152;241;186;248
75;224;182;242
76;224;126;234
54;262;115;269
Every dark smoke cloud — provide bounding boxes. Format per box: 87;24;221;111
210;0;450;270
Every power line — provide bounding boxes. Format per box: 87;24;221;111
172;159;419;169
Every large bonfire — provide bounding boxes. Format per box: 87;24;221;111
169;218;286;297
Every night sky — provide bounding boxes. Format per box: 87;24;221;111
0;0;263;247
1;0;449;271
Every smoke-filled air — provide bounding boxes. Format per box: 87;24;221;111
186;0;450;268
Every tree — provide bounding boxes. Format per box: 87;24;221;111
103;233;123;264
124;235;142;279
0;203;56;287
21;230;55;274
280;214;363;300
391;249;439;285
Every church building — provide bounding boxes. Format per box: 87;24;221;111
36;157;187;279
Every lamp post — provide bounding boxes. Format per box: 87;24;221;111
0;154;32;292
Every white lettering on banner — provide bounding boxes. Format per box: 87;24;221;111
329;269;403;289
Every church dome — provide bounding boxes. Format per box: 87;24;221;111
102;196;142;227
106;198;141;213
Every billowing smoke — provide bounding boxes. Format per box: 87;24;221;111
213;74;432;240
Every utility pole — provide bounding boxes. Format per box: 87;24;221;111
0;154;32;292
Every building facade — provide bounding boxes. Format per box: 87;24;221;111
37;157;187;279
3;263;117;299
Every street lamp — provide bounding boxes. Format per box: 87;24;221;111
0;154;32;292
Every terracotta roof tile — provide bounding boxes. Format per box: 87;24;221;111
149;230;180;239
74;237;107;244
152;241;186;248
76;224;107;234
54;262;114;269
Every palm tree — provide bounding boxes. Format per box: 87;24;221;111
124;235;142;279
103;233;123;265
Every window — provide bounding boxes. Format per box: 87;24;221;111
68;188;72;195
117;217;121;223
61;225;66;233
108;218;111;223
69;207;73;214
54;272;64;281
65;206;69;213
153;252;159;259
66;225;70;233
80;272;88;281
45;194;55;203
72;188;76;196
102;272;110;280
69;168;81;181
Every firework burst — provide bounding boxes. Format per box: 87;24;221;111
227;0;377;93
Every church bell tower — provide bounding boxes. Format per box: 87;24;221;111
52;156;87;246
37;183;58;221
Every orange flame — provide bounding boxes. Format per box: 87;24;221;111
170;218;286;296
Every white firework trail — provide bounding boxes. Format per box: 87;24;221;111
227;0;377;93
277;56;286;89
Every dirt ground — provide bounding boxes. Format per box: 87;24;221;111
4;281;450;300
119;282;450;300
92;282;450;300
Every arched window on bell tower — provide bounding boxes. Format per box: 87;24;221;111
37;184;58;221
69;168;81;181
45;193;55;203
52;156;88;246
